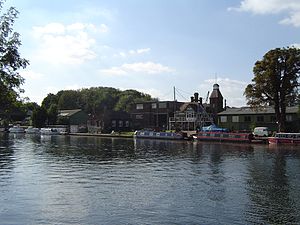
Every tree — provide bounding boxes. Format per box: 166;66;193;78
244;47;300;131
0;1;29;118
32;106;47;128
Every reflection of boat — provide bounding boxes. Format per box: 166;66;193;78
193;131;253;143
268;133;300;144
25;126;40;134
134;130;185;140
40;128;59;135
9;125;25;133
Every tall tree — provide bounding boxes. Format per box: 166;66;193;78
244;47;300;131
0;1;29;118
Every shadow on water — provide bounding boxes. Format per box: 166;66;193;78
246;146;300;224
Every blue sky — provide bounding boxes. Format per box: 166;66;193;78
7;0;300;106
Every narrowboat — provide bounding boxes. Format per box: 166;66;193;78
134;130;185;140
193;131;253;143
268;133;300;144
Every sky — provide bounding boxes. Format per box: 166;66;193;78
5;0;300;106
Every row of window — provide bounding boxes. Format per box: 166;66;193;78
136;102;167;110
220;115;293;123
112;120;130;128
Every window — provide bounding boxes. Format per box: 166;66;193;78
220;116;227;123
159;102;167;108
125;121;130;127
151;103;157;109
232;116;239;123
136;104;143;110
244;116;251;122
112;120;116;127
119;120;123;127
136;114;143;119
271;116;277;122
257;116;264;122
286;115;292;122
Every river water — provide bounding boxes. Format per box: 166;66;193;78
0;133;299;225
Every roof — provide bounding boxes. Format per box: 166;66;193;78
218;106;299;115
58;109;82;117
179;102;205;112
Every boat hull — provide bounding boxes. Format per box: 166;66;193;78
268;133;300;144
194;132;253;143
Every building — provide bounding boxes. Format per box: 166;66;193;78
130;101;184;130
57;109;89;133
88;110;131;133
169;93;213;131
218;106;300;132
208;83;224;122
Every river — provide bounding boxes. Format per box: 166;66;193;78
0;133;299;225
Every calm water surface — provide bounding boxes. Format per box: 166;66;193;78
0;133;299;225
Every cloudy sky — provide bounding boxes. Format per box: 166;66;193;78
7;0;300;106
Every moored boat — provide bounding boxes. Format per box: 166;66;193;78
25;126;40;134
40;128;59;135
9;125;25;133
268;133;300;144
194;131;253;143
134;130;185;140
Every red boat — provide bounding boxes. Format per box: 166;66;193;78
193;131;253;143
268;133;300;144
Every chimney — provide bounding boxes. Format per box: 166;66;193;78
191;96;195;102
199;97;203;105
194;92;199;103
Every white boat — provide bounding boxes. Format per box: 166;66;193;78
40;128;59;135
25;126;40;134
9;125;25;133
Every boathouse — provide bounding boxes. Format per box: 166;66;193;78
218;106;300;132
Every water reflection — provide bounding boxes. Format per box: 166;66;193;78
246;149;299;224
0;134;299;224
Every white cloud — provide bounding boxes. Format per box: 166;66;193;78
21;70;44;80
32;22;108;65
199;78;248;107
229;0;300;27
115;48;151;58
100;61;174;75
290;43;300;48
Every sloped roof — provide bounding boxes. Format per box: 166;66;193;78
180;102;206;113
218;106;299;115
58;109;82;117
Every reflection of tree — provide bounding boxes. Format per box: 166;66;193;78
246;151;297;224
0;133;16;178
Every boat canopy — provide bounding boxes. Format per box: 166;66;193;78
201;124;228;132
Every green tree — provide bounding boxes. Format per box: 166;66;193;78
244;47;300;131
32;106;47;128
47;103;58;125
0;1;29;117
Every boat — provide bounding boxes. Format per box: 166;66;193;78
40;128;60;135
25;126;40;134
193;131;253;143
134;130;185;140
8;125;25;133
268;133;300;144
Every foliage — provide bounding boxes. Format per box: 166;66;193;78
0;0;29;117
41;87;153;117
244;47;300;131
32;106;47;128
